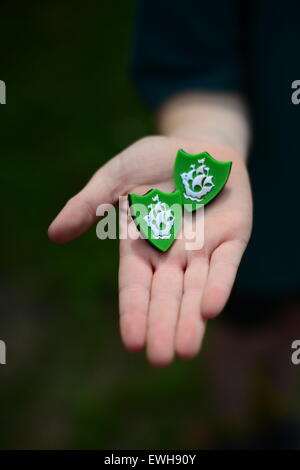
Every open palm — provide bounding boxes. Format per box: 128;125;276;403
48;136;252;366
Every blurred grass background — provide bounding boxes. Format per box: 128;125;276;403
0;0;215;449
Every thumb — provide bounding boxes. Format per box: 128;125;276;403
48;155;126;244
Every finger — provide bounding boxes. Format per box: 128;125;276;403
119;238;153;352
147;262;184;367
175;255;208;359
202;239;247;319
48;157;125;243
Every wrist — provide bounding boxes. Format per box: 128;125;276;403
156;92;251;158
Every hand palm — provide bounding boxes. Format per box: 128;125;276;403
49;136;252;366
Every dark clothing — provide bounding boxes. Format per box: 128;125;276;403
131;0;300;295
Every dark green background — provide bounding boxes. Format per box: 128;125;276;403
0;1;214;449
2;0;299;450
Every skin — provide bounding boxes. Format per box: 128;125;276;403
48;134;253;367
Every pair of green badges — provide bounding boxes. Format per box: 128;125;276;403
128;149;232;252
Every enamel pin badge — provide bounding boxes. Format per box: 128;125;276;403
128;189;182;252
128;150;232;251
174;149;232;211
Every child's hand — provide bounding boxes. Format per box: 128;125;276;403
48;136;252;366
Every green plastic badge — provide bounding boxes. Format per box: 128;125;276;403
174;149;232;211
128;189;182;252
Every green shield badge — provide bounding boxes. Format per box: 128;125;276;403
128;189;182;252
174;149;232;211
